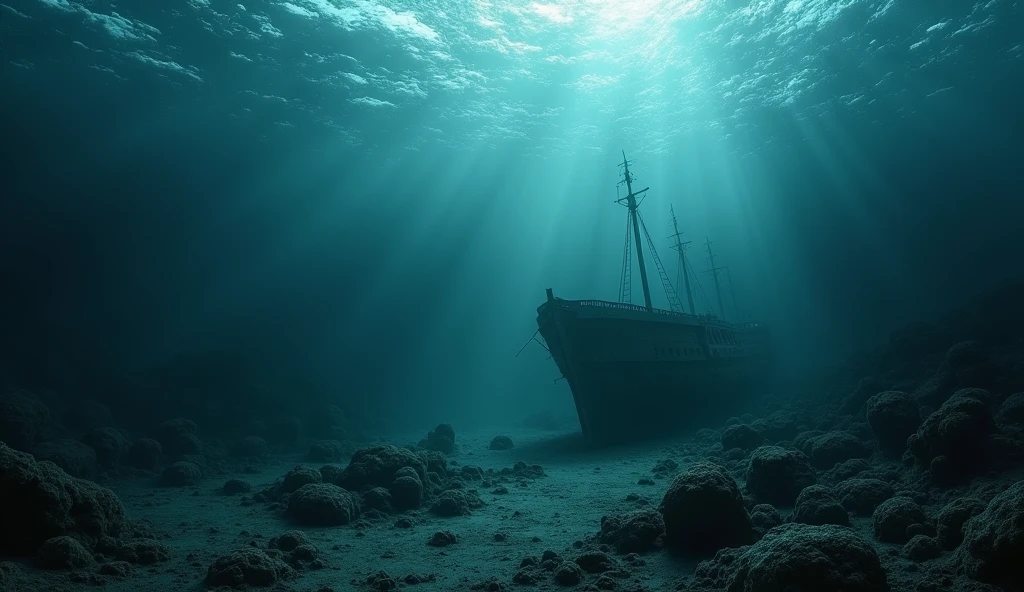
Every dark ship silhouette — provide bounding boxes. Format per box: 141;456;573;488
535;152;773;445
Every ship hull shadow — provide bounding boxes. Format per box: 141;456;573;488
564;358;772;445
538;297;774;446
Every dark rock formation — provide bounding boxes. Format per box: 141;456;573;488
806;431;873;469
30;439;97;479
160;461;202;486
791;485;850;526
114;539;171;564
233;436;268;458
426;530;457;547
0;442;127;556
361;487;393;512
574;550;616;573
389;467;423;510
223;479;251;495
419;423;456;454
281;466;322;494
865;391;921;454
822;458;872;484
165;432;202;458
721;424;765;451
745;445;816;505
902;535;942;561
338;445;429;492
152;418;197;450
935;496;986;550
873;496;928;544
553;561;583;586
81;427;130;469
598;508;665;553
430;489;481;517
996;393;1024;425
835;478;895;516
749;504;782;539
287;483;359;526
692;523;889;591
908;388;996;483
36;536;95;570
205;548;294;589
749;414;798;442
126;438;162;471
489;435;514;450
307;439;346;463
660;461;752;554
953;479;1024;589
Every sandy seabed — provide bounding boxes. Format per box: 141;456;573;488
7;426;717;591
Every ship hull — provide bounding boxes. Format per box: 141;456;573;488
537;292;773;446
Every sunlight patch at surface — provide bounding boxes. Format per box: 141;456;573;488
23;0;1019;161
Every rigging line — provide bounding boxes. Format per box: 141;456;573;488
637;210;683;312
515;328;541;357
684;253;714;312
618;209;633;303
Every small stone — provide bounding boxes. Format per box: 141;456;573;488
223;479;252;495
427;531;457;547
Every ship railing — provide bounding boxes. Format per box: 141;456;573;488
563;299;706;322
556;298;765;329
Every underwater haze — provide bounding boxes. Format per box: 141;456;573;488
6;3;1024;592
2;0;1024;427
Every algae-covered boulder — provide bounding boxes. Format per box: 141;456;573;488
722;424;765;452
31;439;97;479
791;485;849;526
205;548;294;588
0;442;127;556
865;391;920;454
337;444;428;492
661;461;752;554
287;483;359;526
745;446;815;505
692;523;889;591
953;480;1024;588
598;508;664;553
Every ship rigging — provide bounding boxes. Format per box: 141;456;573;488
614;151;739;322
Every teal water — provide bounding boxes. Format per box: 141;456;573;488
1;0;1022;422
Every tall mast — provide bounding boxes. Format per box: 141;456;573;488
725;267;741;320
617;151;653;311
669;204;696;315
704;236;727;320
